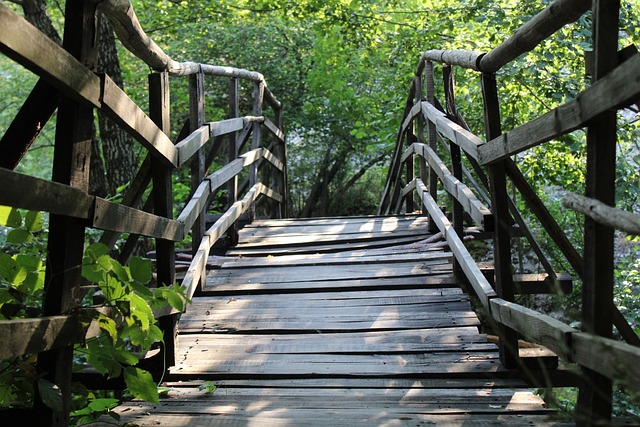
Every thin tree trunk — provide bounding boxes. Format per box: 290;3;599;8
97;14;137;194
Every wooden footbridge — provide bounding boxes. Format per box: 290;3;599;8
1;1;640;426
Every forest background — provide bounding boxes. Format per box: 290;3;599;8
1;0;640;418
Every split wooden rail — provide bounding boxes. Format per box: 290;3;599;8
380;0;640;424
0;2;286;425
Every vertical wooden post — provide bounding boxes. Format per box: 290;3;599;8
577;1;619;423
405;130;415;213
443;65;464;280
227;78;239;245
415;72;428;187
276;107;289;218
481;72;518;369
425;61;439;232
35;2;96;425
189;70;205;288
149;71;177;367
251;81;264;220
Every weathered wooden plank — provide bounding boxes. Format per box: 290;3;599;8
0;316;87;359
489;298;574;361
414;143;492;227
176;180;211;233
207;261;452;285
247;215;427;227
175;125;210;166
92;198;184;241
0;5;102;107
262;117;285;142
101;411;560;427
421;102;482;160
219;249;452;268
0;79;59;169
571;332;640;393
241;216;429;236
226;235;437;256
236;230;434;248
416;179;497;306
478;52;640;164
0;168;94;219
261;147;285;171
203;275;458;293
100;74;178;167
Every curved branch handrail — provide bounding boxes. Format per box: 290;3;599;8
92;0;282;109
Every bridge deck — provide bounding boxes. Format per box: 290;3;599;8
105;216;564;426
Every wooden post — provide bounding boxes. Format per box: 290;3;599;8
405;128;415;213
443;65;464;280
276;107;289;218
250;81;264;220
415;73;428;188
576;1;619;423
35;2;96;425
149;71;177;367
481;72;519;369
425;61;438;233
227;78;239;245
189;70;205;288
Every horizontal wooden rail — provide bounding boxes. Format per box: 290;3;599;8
416;179;497;306
176;147;281;234
562;192;640;235
478;52;640;164
422;49;484;71
182;183;268;299
409;143;492;228
421;102;482;160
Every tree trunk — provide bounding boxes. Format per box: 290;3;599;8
97;14;137;195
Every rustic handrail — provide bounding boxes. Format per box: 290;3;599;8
0;3;288;423
381;1;640;423
91;0;281;110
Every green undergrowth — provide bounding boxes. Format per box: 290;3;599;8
0;206;189;425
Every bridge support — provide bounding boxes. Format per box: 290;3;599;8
481;72;519;369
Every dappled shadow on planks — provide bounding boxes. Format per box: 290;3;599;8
100;216;560;426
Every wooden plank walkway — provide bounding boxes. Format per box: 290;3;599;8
101;216;566;426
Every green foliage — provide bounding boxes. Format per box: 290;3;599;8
0;209;188;423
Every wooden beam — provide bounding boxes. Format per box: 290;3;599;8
422;49;484;71
101;74;177;167
421;102;482;160
0;79;59;169
0;5;101;107
415;179;497;306
478;52;640;165
175;125;210;166
92;198;183;241
562;192;640;235
414;143;492;228
489;298;575;361
478;0;592;73
262;117;285;143
0;168;93;219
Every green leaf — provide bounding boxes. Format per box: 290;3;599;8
130;257;152;284
15;254;42;272
82;263;105;284
37;379;63;412
85;243;110;262
129;293;153;331
24;211;43;232
110;258;131;283
97;254;114;272
0;253;27;285
0;206;22;228
165;290;184;312
7;229;32;244
124;367;159;403
98;315;118;345
88;397;119;412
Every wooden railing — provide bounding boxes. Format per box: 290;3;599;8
0;1;286;424
380;0;640;424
